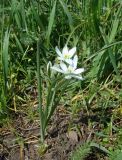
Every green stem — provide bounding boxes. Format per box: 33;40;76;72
45;79;70;128
37;39;44;143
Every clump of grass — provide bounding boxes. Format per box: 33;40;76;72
109;148;122;160
70;142;91;160
0;29;10;114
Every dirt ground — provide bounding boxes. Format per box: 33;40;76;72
0;109;79;160
0;105;121;160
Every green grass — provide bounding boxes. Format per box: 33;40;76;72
70;142;91;160
0;0;122;159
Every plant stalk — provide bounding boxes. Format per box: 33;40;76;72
37;39;44;143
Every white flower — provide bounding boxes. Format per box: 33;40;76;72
51;55;84;80
55;45;76;64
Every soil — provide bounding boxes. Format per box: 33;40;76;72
0;105;121;160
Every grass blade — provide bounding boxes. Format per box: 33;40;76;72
37;39;44;142
109;4;122;43
59;0;73;31
46;0;57;46
2;29;10;94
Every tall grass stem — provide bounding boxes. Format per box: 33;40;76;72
37;39;44;143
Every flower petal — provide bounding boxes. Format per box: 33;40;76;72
62;45;68;56
68;47;76;58
60;63;67;72
65;75;72;79
55;46;62;57
74;68;84;74
72;55;78;69
72;75;83;80
51;66;64;73
65;59;73;65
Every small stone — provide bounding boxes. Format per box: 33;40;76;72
67;131;78;142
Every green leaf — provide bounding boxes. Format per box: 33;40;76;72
109;4;122;43
90;142;110;154
59;0;73;30
14;33;24;54
2;29;10;94
46;0;57;46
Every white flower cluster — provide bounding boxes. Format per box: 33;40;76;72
51;45;84;80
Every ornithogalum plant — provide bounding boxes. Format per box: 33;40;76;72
36;40;84;149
